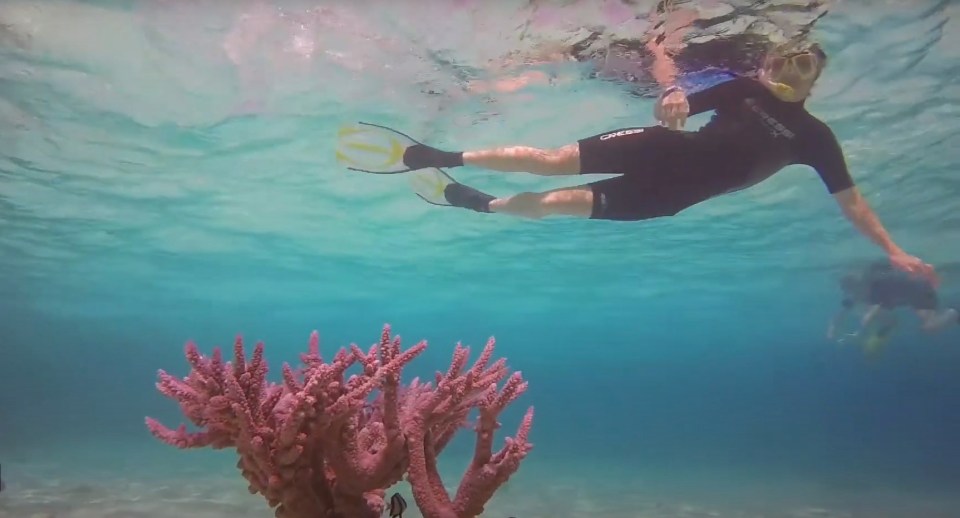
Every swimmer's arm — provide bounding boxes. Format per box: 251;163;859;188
810;128;909;257
468;71;553;94
834;188;938;284
655;77;757;126
647;34;680;89
833;187;905;257
683;77;762;116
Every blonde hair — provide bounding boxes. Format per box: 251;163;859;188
770;38;828;65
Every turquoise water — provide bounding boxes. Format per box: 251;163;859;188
1;1;960;517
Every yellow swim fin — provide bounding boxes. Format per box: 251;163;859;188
863;338;884;355
861;330;891;357
336;121;422;174
409;168;457;206
860;315;896;357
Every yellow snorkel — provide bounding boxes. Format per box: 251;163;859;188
759;44;825;102
765;79;797;99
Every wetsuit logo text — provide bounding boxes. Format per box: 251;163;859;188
744;99;796;139
599;128;644;140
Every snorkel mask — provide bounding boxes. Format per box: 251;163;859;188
760;43;826;100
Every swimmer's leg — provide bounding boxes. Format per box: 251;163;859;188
915;308;959;333
406;142;582;176
875;311;898;337
444;172;681;221
405;126;664;177
462;143;582;176
488;185;594;218
443;183;593;218
434;126;692;220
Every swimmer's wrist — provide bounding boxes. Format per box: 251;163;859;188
884;243;905;256
660;85;683;98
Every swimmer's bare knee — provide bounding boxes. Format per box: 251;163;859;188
509;191;565;218
539;188;593;217
493;188;592;219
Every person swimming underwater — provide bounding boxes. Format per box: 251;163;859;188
828;260;959;347
338;37;936;286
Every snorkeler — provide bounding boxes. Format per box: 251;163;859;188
336;39;936;284
828;260;958;344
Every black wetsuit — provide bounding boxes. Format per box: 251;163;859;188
577;76;854;220
844;262;939;311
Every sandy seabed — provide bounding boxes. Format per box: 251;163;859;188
1;440;957;518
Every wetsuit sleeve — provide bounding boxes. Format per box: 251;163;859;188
686;77;764;116
803;123;855;194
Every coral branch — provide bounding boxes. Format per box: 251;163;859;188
146;325;533;518
402;336;535;518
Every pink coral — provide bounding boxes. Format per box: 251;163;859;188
145;324;533;518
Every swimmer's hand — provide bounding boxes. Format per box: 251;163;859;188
468;71;551;94
655;87;689;130
889;251;939;287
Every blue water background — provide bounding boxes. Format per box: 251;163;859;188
1;0;959;515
